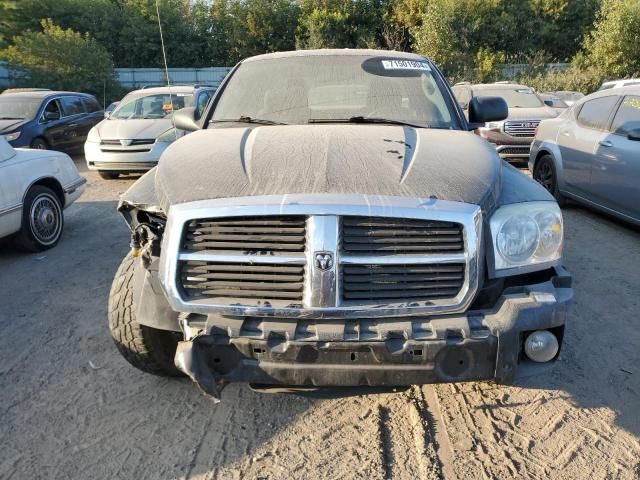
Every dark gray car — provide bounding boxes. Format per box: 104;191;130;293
109;50;572;402
530;86;640;225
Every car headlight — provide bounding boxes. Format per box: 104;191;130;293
4;131;21;142
490;201;563;273
157;128;186;144
87;127;100;143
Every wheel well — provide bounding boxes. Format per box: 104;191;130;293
29;177;65;207
533;150;550;170
31;136;48;147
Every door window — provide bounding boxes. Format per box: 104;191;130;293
576;96;618;130
41;99;62;121
60;96;86;116
82;96;102;113
611;96;640;135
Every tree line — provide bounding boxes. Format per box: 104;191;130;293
1;0;639;97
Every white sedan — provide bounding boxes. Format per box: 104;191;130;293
0;137;85;251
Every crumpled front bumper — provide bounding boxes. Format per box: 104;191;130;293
175;267;572;402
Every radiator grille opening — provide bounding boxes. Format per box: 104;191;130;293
342;263;465;302
342;217;464;255
183;216;306;255
179;261;304;305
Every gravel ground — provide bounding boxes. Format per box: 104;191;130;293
0;159;638;479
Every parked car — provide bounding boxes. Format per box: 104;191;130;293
109;49;572;402
104;101;120;119
542;90;584;106
530;86;640;225
0;137;85;251
84;85;215;179
452;82;558;163
0;90;104;153
539;94;569;114
598;79;640;91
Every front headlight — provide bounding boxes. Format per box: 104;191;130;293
490;202;563;274
157;128;186;144
4;131;21;142
87;127;100;143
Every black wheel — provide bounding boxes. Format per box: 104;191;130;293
30;137;49;150
533;155;565;206
14;185;64;252
98;171;119;180
108;254;183;377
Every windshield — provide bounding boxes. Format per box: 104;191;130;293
0;97;41;120
211;56;458;129
485;88;544;108
111;93;193;120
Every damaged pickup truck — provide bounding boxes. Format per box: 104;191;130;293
110;49;572;402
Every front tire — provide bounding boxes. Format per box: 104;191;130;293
14;185;64;252
30;137;49;150
108;254;183;377
533;155;565;206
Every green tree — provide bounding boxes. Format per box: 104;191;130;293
1;19;117;97
296;0;388;49
583;0;640;78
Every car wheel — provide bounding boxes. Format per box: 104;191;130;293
30;137;49;150
533;155;565;206
98;171;119;180
108;254;183;377
14;185;64;252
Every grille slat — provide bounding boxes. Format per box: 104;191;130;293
184;216;306;254
342;216;464;255
180;260;304;304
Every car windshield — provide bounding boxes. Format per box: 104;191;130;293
111;93;194;120
0;97;41;120
211;55;458;129
485;88;544;108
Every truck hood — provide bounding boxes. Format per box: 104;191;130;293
506;106;558;120
155;125;504;212
95;118;173;140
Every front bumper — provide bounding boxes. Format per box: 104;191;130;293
84;140;170;172
175;267;572;401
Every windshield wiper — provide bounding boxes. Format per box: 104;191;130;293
308;116;428;129
211;116;287;126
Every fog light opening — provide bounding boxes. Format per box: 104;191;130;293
524;330;559;363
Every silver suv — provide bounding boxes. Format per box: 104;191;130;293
453;82;558;163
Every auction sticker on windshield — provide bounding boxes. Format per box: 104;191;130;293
382;60;431;71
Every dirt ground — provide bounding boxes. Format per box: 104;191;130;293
1;158;639;480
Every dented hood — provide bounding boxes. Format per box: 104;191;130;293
154;125;504;212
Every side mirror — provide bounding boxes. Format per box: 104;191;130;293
628;128;640;141
43;111;61;122
467;96;508;129
543;99;554;107
173;107;200;132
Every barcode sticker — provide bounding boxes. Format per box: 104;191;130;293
381;60;431;71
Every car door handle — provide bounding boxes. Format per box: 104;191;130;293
598;140;613;148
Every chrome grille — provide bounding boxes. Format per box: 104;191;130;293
504;120;540;137
163;195;482;318
179;260;304;305
342;217;463;255
183;216;306;254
